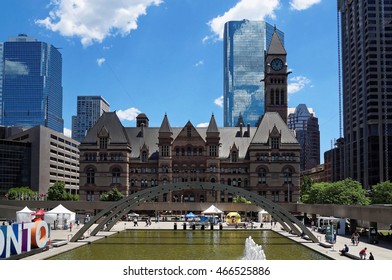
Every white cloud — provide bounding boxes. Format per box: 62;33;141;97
63;127;72;137
194;60;204;67
288;76;311;94
96;57;106;66
5;60;29;75
214;96;223;108
196;122;209;128
206;0;279;41
290;0;321;11
36;0;163;47
116;107;142;122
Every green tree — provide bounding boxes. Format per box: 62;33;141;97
371;181;392;204
100;187;124;201
47;181;67;200
302;178;369;205
232;195;251;204
300;176;314;202
6;186;37;200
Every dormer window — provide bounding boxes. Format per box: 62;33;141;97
99;137;108;149
231;150;238;162
271;137;279;149
141;151;148;162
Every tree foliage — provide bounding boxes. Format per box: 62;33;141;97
232;195;251;204
370;181;392;204
47;181;78;201
301;178;370;205
6;186;37;200
300;176;313;202
100;187;124;201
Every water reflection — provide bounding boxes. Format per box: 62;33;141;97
49;230;329;260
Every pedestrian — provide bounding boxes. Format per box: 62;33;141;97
69;222;73;232
359;247;367;260
339;244;349;255
355;232;360;245
133;217;138;227
368;252;374;260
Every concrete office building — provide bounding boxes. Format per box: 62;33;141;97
2;126;80;195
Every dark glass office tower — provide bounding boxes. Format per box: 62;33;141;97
0;34;63;132
338;0;392;187
72;96;110;142
288;104;320;171
223;20;284;127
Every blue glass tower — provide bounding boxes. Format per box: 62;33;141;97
224;20;284;127
0;34;63;132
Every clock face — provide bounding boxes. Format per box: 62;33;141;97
271;58;283;71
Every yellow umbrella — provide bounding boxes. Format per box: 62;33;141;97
226;212;241;223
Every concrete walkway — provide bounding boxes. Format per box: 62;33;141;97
19;221;392;260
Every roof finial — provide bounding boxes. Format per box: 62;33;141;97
274;24;277;32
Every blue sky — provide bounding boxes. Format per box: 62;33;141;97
0;0;340;161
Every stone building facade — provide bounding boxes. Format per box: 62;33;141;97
78;111;300;203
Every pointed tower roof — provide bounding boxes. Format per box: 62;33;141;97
251;112;297;144
82;111;129;144
267;31;286;55
159;113;173;133
206;113;219;134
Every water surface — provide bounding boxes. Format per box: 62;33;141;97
49;230;329;260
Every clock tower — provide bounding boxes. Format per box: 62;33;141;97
264;29;289;123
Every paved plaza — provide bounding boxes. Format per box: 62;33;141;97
16;220;392;260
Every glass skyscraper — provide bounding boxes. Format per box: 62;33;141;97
72;96;110;142
0;34;63;132
224;20;284;127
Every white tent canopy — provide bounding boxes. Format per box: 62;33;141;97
44;204;76;225
201;205;223;214
16;206;35;222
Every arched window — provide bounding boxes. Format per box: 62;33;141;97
280;90;285;105
112;167;121;184
86;167;95;184
270;89;275;104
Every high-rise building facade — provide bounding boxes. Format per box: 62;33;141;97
223;20;284;127
0;34;63;132
288;104;320;171
72;96;110;142
339;0;392;187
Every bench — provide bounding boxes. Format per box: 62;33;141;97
319;241;334;248
341;252;361;260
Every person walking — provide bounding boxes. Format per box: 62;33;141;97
359;247;367;260
69;222;73;232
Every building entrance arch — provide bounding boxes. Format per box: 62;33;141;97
70;182;318;243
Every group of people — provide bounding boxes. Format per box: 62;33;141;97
339;244;375;260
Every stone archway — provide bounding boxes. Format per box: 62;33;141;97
70;182;318;243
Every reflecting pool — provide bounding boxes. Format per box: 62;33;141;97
49;230;329;260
